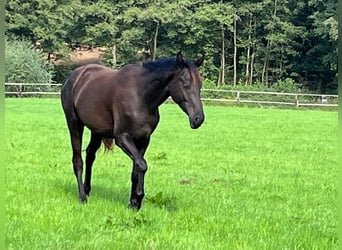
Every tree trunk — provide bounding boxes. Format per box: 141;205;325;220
245;14;252;86
316;79;323;94
47;52;52;62
262;0;277;86
245;47;250;86
262;44;269;86
279;45;284;78
249;17;256;85
250;49;255;85
152;21;159;61
233;15;237;86
217;25;225;86
112;42;117;68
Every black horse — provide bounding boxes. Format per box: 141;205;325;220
61;52;205;209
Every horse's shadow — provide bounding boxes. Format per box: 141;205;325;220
57;180;179;212
59;181;129;206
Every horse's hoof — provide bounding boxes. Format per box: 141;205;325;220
79;195;88;204
128;200;141;210
84;186;91;196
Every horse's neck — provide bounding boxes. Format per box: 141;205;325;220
142;71;174;110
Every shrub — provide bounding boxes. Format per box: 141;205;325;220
203;78;301;93
5;37;54;93
272;78;301;93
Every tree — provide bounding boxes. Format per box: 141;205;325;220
6;0;81;61
5;0;337;93
194;1;234;86
287;0;337;93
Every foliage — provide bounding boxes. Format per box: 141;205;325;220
5;0;338;94
5;37;53;89
5;99;338;249
273;78;301;93
204;77;301;93
145;191;177;211
53;61;77;85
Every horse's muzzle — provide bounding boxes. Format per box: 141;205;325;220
190;114;204;129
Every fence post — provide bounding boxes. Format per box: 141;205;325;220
19;83;22;98
294;95;299;108
321;95;327;104
237;91;240;104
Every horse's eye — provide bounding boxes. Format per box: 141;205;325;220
183;80;191;88
185;73;191;81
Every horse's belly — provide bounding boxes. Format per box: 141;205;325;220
76;105;114;135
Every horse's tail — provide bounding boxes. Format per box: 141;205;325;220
102;138;114;151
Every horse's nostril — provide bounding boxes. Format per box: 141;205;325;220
192;115;204;128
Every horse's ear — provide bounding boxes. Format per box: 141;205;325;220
176;51;185;68
195;55;206;67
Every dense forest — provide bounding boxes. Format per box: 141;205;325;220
5;0;337;94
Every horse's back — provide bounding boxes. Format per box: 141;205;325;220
72;64;115;91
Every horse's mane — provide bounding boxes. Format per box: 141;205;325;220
142;57;178;73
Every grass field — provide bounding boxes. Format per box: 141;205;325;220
5;98;338;249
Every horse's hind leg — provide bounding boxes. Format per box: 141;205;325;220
67;119;87;203
61;79;87;202
84;133;102;196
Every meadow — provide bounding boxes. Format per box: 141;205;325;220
5;98;338;249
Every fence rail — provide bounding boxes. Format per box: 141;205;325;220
5;83;338;108
201;88;338;108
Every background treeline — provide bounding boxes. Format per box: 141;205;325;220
5;0;337;94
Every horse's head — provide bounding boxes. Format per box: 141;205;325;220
169;52;205;129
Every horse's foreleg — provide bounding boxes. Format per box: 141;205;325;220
129;157;147;209
116;133;149;210
84;133;102;196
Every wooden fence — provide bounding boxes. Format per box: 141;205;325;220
201;89;338;108
5;83;338;108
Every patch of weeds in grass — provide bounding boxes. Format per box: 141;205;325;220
179;179;192;185
149;151;168;163
100;213;151;230
145;191;177;211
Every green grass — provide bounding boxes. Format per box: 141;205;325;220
5;98;338;249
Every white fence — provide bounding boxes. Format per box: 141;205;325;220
201;89;338;108
5;83;63;96
5;83;338;108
